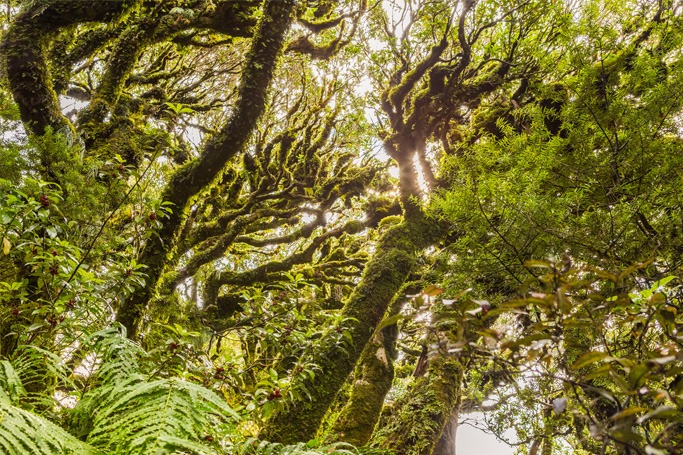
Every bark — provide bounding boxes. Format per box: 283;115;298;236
372;355;463;455
3;0;136;136
260;214;444;444
433;411;459;455
327;320;398;446
327;281;420;446
115;0;296;337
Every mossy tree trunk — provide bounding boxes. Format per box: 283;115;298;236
115;0;296;337
326;322;397;446
260;214;444;444
327;281;420;446
371;355;463;455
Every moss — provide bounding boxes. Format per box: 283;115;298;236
371;356;463;455
115;0;297;337
3;0;135;136
328;329;395;446
261;214;446;444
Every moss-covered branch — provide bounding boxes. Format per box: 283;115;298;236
3;0;136;135
115;0;296;337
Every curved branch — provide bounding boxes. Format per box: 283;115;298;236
2;0;136;136
115;0;297;337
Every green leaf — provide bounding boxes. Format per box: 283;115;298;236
45;226;57;239
423;285;443;296
524;259;552;269
571;351;610;370
377;314;406;330
609;407;648;421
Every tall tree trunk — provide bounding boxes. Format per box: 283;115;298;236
260;214;444;443
115;0;295;337
433;411;459;455
371;355;463;455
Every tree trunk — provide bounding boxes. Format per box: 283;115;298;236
260;214;444;444
372;355;463;455
327;324;397;446
328;281;421;446
433;411;459;455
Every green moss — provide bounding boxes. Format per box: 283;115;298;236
328;329;395;446
261;214;446;444
371;356;462;455
115;0;297;337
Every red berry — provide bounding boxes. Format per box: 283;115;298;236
40;194;50;207
12;308;19;316
149;212;157;220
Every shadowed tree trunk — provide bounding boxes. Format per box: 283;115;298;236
326;317;398;445
433;412;459;455
327;282;421;446
371;355;463;455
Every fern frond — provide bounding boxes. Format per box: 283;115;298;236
0;399;101;455
0;360;26;404
10;345;73;411
80;374;239;454
82;325;144;385
232;439;360;455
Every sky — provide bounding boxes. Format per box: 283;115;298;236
457;415;517;455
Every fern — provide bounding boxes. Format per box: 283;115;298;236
81;325;144;385
76;374;239;454
10;345;73;411
0;396;100;455
0;359;26;404
231;439;360;455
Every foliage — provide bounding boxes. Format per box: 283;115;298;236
1;0;683;454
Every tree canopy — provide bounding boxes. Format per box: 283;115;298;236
1;0;683;454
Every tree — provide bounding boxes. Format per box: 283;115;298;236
1;0;683;454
